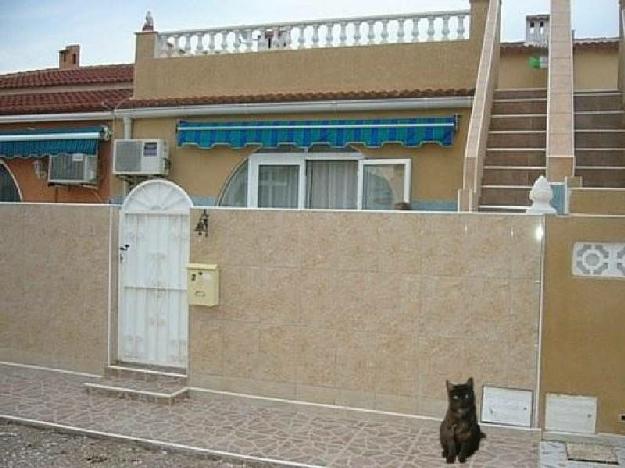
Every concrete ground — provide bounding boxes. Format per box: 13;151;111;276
1;362;617;467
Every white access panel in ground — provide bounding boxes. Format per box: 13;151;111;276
545;393;597;434
481;386;533;427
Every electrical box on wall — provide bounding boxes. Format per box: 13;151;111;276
187;263;219;307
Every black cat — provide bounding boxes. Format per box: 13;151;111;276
439;377;485;464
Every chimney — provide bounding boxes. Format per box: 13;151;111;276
59;44;80;69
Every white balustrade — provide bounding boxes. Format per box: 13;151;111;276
155;10;471;57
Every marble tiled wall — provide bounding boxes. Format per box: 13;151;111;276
0;204;115;374
190;210;543;419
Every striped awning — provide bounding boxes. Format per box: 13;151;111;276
177;117;458;150
0;126;108;159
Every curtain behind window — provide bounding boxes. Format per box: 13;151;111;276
258;165;299;208
362;164;405;210
306;160;357;209
219;161;248;207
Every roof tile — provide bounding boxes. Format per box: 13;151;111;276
0;89;133;115
0;64;133;90
121;88;475;109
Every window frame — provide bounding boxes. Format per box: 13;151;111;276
245;153;411;210
357;159;412;210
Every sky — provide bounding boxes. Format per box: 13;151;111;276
0;0;619;74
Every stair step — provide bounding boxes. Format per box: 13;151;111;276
575;130;625;148
492;99;547;115
479;205;529;213
85;374;189;404
482;167;545;186
490;114;547;131
494;88;547;100
487;131;546;148
576;149;625;167
105;364;187;385
575;168;625;188
575;93;621;112
485;149;546;167
480;186;532;206
575;111;625;130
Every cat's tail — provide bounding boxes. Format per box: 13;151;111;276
480;432;486;439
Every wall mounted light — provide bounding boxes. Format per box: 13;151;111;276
194;209;209;237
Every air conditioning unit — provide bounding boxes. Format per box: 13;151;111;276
48;153;98;185
113;139;168;176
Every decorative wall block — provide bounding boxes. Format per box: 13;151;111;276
573;242;625;278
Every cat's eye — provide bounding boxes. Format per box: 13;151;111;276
464;394;469;399
452;395;460;400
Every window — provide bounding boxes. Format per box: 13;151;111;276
219;153;410;210
0;163;21;202
358;159;411;210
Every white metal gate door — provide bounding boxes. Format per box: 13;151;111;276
118;180;192;368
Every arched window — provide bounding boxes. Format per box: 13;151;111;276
0;163;21;202
218;160;248;207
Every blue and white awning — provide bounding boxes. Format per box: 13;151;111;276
0;126;108;159
177;117;458;150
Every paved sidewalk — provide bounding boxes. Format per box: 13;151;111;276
0;363;540;467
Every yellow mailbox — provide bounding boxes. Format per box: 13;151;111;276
187;263;219;307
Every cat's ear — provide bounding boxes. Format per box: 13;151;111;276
467;377;474;388
446;380;454;393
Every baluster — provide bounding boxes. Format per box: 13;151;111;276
380;19;389;44
245;29;254;52
397;18;405;43
353;21;362;45
339;22;347;46
159;35;168;57
442;15;450;41
207;32;215;54
173;35;181;56
457;15;466;40
233;30;241;53
220;31;228;53
312;25;320;48
183;33;192;54
298;25;306;49
284;26;292;48
412;17;420;42
195;33;204;54
326;23;334;47
367;21;376;44
427;16;436;41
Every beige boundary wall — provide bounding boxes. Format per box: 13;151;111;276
0;204;117;374
542;215;625;435
189;209;543;419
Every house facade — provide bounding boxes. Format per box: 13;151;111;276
0;45;133;202
1;0;624;443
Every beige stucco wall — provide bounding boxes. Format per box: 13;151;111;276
189;209;542;419
117;108;471;205
569;188;625;215
574;49;618;91
542;215;625;435
0;204;115;374
498;47;618;91
133;2;489;100
499;50;548;89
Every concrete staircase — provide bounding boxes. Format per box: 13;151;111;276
479;89;547;212
84;363;189;404
575;90;625;188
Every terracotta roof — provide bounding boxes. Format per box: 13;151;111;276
501;37;618;53
0;89;133;115
120;88;475;110
0;64;133;90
